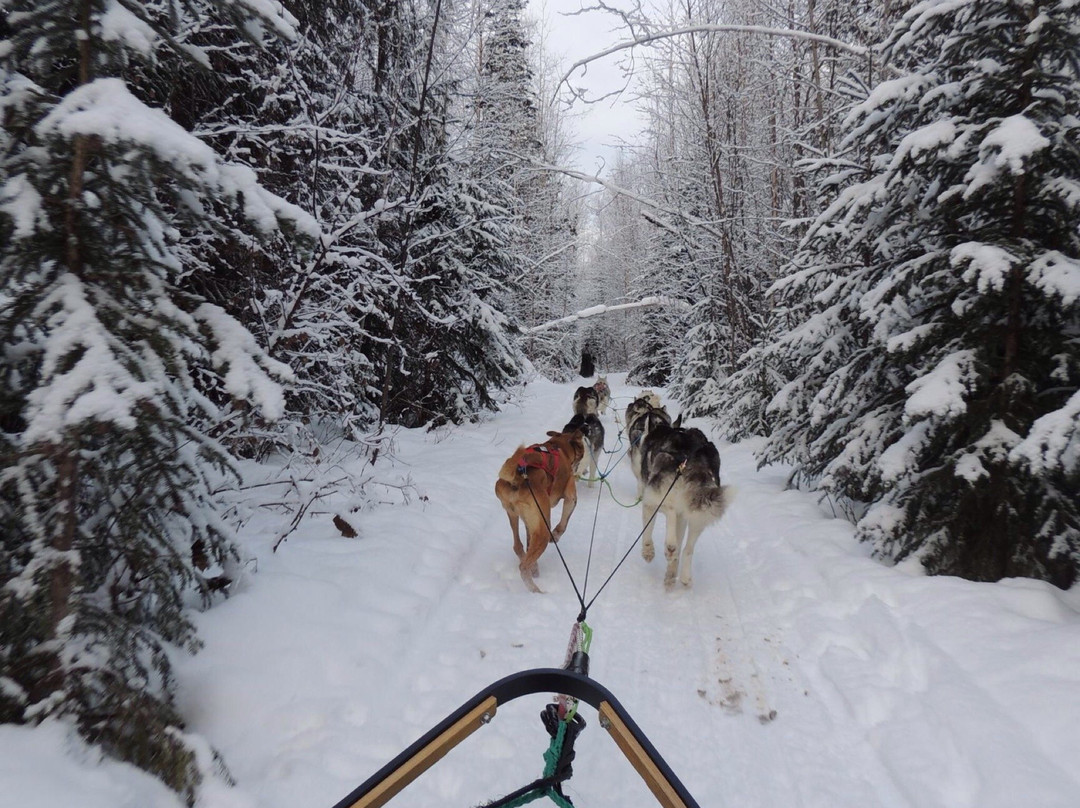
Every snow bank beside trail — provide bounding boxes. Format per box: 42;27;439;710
724;439;1080;807
0;722;180;808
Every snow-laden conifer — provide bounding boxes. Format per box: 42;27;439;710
760;0;1080;586
469;0;578;379
334;0;528;427
0;0;316;799
197;0;398;440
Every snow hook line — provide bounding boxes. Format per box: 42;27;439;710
481;704;584;808
480;618;592;805
329;667;699;808
557;619;593;723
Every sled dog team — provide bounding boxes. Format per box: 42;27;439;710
495;377;732;593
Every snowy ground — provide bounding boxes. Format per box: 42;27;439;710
4;374;1080;808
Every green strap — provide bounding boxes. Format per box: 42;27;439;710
545;790;575;808
579;621;593;655
495;721;576;808
600;477;641;508
542;720;568;779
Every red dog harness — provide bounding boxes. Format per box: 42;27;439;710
517;443;561;495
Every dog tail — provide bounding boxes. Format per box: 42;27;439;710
498;451;525;486
695;484;734;520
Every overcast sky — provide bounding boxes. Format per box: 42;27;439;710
529;0;647;173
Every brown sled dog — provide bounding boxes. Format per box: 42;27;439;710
495;430;585;593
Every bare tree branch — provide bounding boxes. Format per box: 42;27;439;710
520;156;726;242
555;23;869;102
523;296;691;333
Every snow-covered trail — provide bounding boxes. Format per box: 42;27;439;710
5;377;1079;808
169;374;1080;808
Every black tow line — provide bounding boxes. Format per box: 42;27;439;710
524;463;684;623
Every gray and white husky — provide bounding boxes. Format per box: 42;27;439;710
624;390;662;426
639;420;732;588
593;375;611;415
562;412;605;486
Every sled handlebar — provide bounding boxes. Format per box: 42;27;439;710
331;667;697;808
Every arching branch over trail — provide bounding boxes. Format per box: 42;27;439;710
523;296;689;334
556;23;869;98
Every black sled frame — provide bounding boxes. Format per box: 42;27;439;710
331;667;698;808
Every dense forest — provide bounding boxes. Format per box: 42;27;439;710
1;0;1077;801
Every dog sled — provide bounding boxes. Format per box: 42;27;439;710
330;663;699;808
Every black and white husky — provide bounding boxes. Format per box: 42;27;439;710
626;397;672;497
572;385;599;416
639;420;731;588
562;413;605;486
624;390;661;426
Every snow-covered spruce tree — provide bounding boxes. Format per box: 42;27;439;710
352;0;525;428
627;310;679;386
621;205;691;387
380;166;525;426
761;0;1080;586
176;0;393;442
470;0;578;379
0;0;316;798
477;0;539;167
705;320;785;439
667;237;733;416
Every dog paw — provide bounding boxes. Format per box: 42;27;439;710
642;544;655;563
679;576;693;588
520;569;544;593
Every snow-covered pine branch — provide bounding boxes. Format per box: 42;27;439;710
756;0;1080;587
0;0;321;801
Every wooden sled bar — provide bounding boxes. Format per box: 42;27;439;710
331;667;698;808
